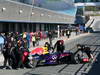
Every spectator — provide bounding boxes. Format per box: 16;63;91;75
26;33;30;48
3;42;12;69
22;38;28;48
79;24;85;33
48;31;52;46
66;29;71;38
62;30;65;36
15;40;24;69
0;33;4;52
32;35;36;47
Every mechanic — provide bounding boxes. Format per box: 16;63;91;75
83;46;93;60
53;40;65;63
42;42;50;55
77;44;93;60
54;40;65;53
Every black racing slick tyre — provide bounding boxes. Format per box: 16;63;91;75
74;53;82;64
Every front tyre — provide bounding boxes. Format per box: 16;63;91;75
31;59;39;69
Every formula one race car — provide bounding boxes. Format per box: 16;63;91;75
29;50;73;68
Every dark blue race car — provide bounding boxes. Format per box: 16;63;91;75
29;51;73;68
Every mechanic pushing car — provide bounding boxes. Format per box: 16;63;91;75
44;42;54;54
42;42;50;55
54;40;65;54
77;44;94;61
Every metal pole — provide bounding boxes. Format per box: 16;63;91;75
83;1;86;24
58;25;60;38
32;0;35;6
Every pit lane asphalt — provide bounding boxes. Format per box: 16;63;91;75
26;33;100;75
0;33;100;75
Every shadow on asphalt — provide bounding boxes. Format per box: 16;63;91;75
80;44;100;47
87;53;100;75
0;66;4;69
0;66;13;70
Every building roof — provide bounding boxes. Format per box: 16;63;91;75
0;0;75;24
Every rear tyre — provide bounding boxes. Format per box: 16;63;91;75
74;54;81;64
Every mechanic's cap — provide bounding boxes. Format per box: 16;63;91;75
77;44;81;47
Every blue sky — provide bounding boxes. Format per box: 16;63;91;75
35;0;77;16
57;7;77;16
